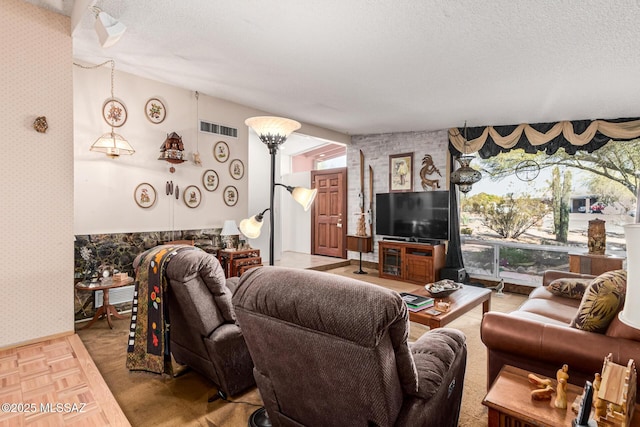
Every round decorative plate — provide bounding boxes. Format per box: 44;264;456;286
229;159;244;180
183;185;202;208
223;185;238;206
144;98;166;124
202;169;219;192
102;98;127;127
515;160;540;181
214;141;230;163
134;183;156;208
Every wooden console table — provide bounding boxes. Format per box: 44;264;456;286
218;248;262;278
378;240;445;284
75;277;134;329
568;253;624;276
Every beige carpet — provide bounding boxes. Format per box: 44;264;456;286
76;265;526;427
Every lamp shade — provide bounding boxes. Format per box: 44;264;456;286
220;220;240;236
95;11;127;48
291;187;318;211
245;116;301;146
90;131;135;158
619;223;640;329
239;215;264;239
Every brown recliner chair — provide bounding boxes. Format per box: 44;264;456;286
154;247;255;396
232;266;467;427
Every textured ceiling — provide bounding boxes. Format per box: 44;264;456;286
28;0;640;135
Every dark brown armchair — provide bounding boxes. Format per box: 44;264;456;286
161;248;255;396
232;266;467;427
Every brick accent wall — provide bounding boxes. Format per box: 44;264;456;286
348;130;449;264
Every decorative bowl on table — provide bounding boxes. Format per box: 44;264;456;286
425;279;462;297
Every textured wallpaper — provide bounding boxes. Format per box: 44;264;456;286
0;0;74;347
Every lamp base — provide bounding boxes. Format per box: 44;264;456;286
249;407;271;427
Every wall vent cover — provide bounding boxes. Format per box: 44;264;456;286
200;120;238;138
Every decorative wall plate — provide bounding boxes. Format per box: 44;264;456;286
144;98;166;124
214;141;230;163
229;159;245;180
202;169;219;192
223;185;238;206
183;185;202;208
102;98;127;127
134;183;156;208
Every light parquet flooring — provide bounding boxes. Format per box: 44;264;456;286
0;334;130;427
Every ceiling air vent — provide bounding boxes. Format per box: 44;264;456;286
200;120;238;138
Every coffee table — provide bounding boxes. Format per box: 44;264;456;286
407;283;491;329
483;365;640;427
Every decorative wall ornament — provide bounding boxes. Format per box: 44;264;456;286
389;152;413;192
515;160;540;181
183;185;202;208
134;183;157;208
229;159;245;180
420;153;441;190
202;169;219;191
223;185;238;206
214;141;229;162
102;98;127;127
144;97;166;124
158;131;186;171
192;91;202;166
33;116;48;133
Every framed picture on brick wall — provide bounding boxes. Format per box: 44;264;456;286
389;153;413;192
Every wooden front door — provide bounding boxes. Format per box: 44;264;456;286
311;168;347;258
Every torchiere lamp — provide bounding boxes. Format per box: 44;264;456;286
241;116;318;266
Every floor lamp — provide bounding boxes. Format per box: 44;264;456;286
241;116;318;266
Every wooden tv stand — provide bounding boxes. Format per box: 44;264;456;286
378;240;445;284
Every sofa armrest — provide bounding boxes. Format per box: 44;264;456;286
481;312;640;379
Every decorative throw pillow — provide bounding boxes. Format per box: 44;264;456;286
545;278;593;300
571;270;627;333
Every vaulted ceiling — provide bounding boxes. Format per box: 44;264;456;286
28;0;640;136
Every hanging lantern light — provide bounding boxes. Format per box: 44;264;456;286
450;122;481;193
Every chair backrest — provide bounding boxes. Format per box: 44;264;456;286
233;266;418;427
164;248;235;340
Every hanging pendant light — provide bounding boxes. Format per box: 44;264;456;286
450;122;481;193
89;60;134;158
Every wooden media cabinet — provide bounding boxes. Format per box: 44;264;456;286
378;240;445;285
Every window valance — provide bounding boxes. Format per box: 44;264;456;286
448;118;640;159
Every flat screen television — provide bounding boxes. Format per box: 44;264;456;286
376;191;449;242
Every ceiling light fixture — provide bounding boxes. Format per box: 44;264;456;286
90;6;126;48
450;122;481;193
79;59;134;158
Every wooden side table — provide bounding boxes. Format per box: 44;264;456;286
483;365;640;427
75;277;134;330
568;253;624;276
218;248;261;278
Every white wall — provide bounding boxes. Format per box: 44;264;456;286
74;68;253;234
1;0;74;347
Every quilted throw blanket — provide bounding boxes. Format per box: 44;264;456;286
126;245;196;375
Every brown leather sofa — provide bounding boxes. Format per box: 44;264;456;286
481;270;640;401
